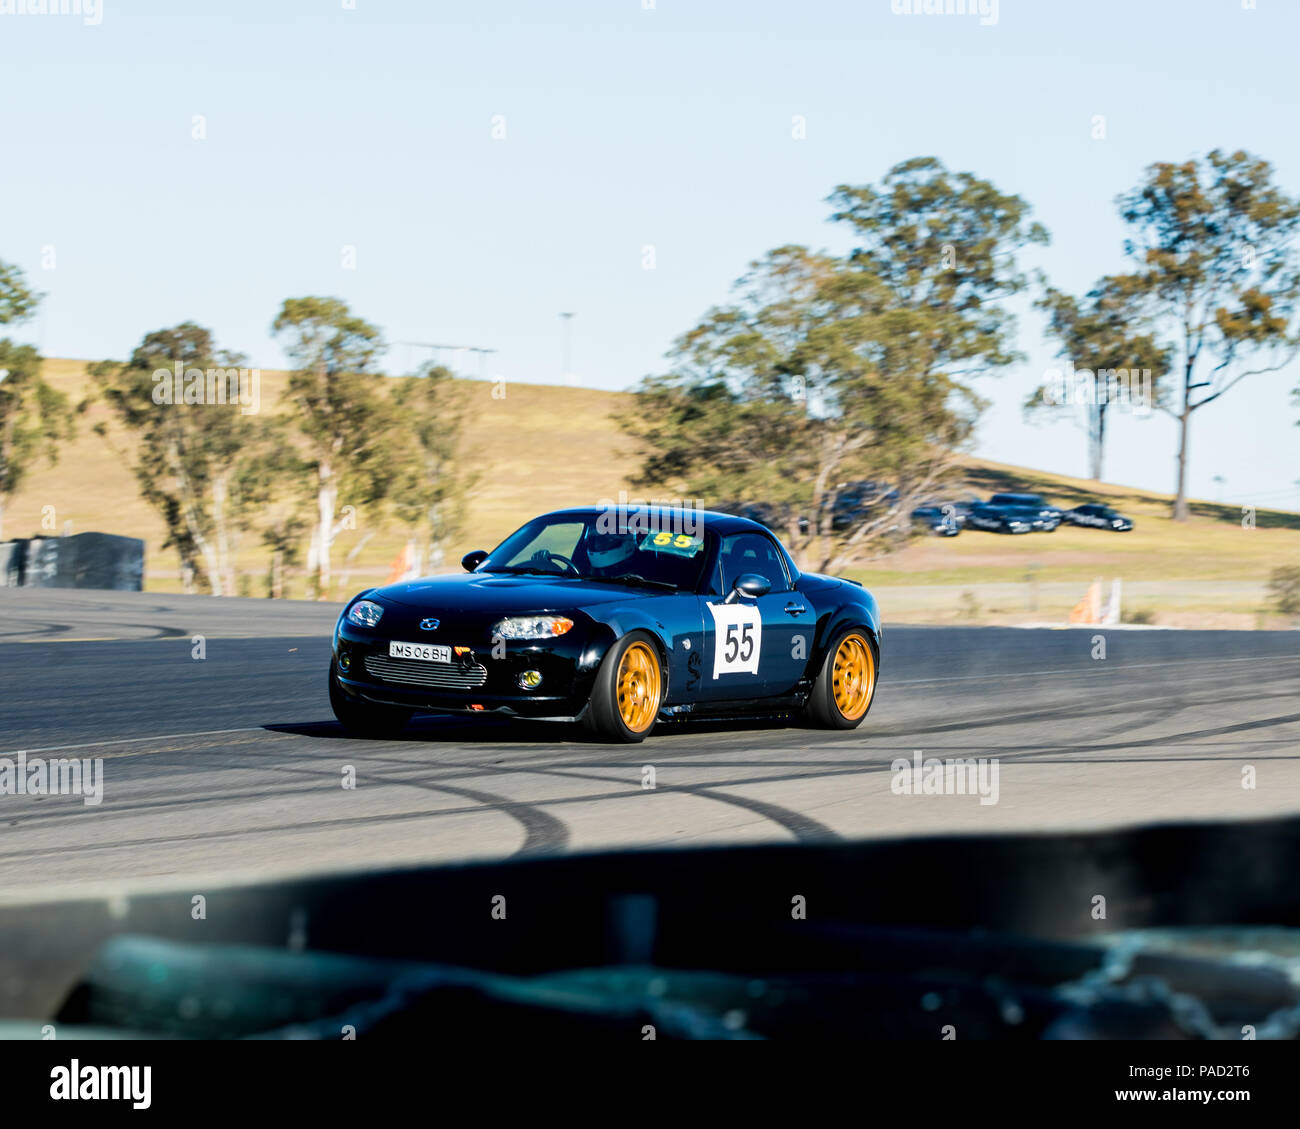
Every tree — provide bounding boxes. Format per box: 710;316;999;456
1117;150;1300;520
0;259;72;541
389;363;475;575
0;261;41;325
1268;565;1300;623
624;158;1047;570
91;323;265;595
234;434;312;598
271;297;394;596
1028;274;1170;481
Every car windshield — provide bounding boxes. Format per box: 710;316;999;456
478;514;711;591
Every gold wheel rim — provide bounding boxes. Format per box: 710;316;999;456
831;633;875;721
616;641;661;733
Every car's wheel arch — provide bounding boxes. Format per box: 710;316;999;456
582;614;673;701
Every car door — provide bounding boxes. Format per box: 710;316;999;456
696;531;810;700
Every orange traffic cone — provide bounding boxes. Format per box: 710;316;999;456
1068;579;1102;625
386;542;413;584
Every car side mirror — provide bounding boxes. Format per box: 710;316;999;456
461;550;488;572
725;572;771;603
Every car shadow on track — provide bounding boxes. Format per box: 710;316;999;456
265;717;564;743
265;712;812;746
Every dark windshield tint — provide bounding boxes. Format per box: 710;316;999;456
481;514;711;591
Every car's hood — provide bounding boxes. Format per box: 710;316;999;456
373;572;655;613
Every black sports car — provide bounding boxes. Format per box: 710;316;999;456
1061;503;1134;531
330;507;882;743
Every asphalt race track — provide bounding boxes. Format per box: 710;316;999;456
1;589;1297;902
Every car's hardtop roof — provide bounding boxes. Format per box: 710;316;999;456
534;505;773;536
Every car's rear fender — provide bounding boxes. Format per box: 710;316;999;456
794;576;881;677
812;609;881;670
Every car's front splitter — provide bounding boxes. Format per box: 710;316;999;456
336;671;591;722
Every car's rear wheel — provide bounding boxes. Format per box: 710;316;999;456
583;631;664;743
329;661;414;737
806;627;878;729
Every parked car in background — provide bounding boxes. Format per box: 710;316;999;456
987;493;1063;531
911;501;965;536
965;502;1034;534
832;481;899;530
1061;503;1134;531
721;481;905;538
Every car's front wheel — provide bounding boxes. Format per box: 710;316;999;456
583;631;664;743
806;627;878;729
329;662;414;737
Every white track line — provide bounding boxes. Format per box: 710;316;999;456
890;652;1300;685
0;727;268;758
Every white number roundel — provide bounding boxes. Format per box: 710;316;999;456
707;602;762;678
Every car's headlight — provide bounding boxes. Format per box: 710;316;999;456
346;599;385;627
492;615;574;640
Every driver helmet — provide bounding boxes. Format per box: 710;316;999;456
586;530;638;570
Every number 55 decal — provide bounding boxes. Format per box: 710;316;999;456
706;602;762;678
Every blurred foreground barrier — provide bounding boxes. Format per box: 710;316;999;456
2;816;1299;1038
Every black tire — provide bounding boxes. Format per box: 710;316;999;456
806;626;878;730
582;630;664;743
329;662;414;737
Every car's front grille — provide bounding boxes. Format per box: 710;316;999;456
364;655;489;690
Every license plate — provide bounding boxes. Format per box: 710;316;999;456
389;640;452;663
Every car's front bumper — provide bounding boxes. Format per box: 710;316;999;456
332;611;613;719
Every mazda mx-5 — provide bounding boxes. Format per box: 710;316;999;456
330;507;882;742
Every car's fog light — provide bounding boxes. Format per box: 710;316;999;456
338;652;352;673
518;670;543;690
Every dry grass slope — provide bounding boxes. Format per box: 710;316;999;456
7;359;1298;626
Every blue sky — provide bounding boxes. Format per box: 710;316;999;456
2;0;1297;507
